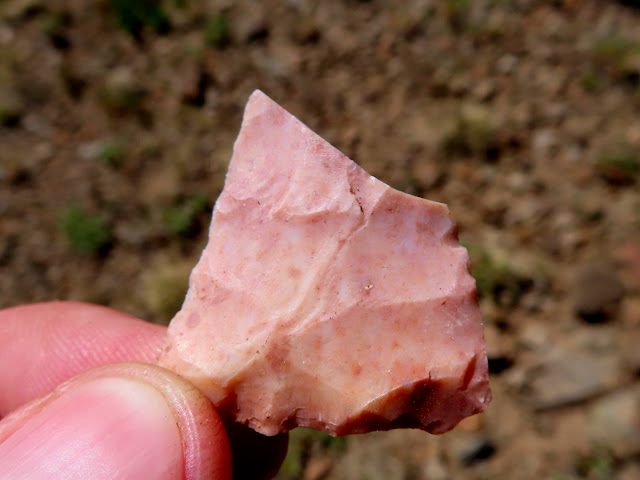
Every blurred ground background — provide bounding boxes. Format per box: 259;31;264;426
1;0;640;478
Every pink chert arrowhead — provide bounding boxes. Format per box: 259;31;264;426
158;90;491;436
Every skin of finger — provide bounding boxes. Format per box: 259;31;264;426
0;363;233;480
0;377;185;479
0;302;289;479
0;302;166;415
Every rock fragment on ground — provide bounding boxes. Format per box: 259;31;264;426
527;345;622;410
450;433;497;466
573;262;625;323
159;90;490;436
587;386;640;457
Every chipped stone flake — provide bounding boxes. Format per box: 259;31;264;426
158;90;491;436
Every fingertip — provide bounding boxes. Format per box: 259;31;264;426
0;363;232;480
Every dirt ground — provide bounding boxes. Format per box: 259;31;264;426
2;0;640;478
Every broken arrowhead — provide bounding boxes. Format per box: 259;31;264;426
158;90;490;436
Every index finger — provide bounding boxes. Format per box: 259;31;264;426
0;302;290;479
0;301;167;416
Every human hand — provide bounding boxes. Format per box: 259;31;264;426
0;302;288;479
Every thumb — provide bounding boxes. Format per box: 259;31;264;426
0;363;232;480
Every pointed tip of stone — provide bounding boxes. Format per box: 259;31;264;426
243;89;284;124
246;89;278;109
250;88;267;97
248;88;268;103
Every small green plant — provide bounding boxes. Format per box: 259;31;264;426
108;0;170;39
580;71;604;93
465;244;532;307
163;193;209;237
592;35;634;61
591;35;640;81
277;429;305;477
447;0;470;16
59;206;113;254
596;150;640;185
446;0;470;29
204;13;232;49
469;247;507;299
306;429;347;451
98;142;126;167
575;446;615;480
275;428;345;479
